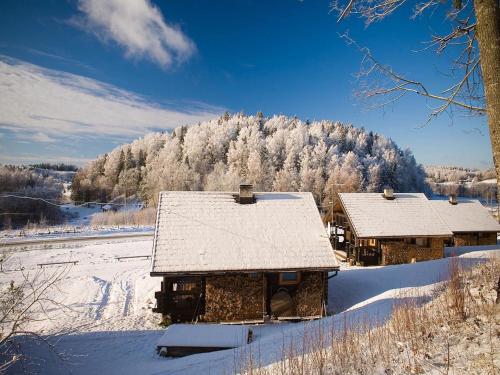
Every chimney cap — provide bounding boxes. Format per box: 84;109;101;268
238;183;255;204
383;188;395;200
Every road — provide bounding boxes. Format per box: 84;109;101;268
0;232;154;251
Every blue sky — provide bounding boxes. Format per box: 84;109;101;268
0;0;493;168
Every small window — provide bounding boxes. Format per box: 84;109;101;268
248;273;260;279
369;238;377;247
174;279;198;292
279;272;301;285
416;238;428;247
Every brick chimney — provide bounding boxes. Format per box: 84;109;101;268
449;194;458;205
238;183;255;204
383;188;395;200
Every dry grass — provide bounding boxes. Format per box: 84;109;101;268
90;207;156;226
236;255;500;375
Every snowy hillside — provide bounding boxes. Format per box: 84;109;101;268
1;239;498;374
425;165;498;201
72;113;429;209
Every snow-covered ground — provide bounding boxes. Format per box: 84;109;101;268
1;240;499;375
60;203;104;226
2;239;158;333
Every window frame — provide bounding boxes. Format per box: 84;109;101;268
279;271;301;285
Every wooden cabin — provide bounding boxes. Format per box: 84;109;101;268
331;189;453;266
430;196;500;247
150;185;339;323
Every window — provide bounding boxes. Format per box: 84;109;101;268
279;272;301;285
369;238;377;247
248;273;260;279
416;238;428;247
172;279;198;292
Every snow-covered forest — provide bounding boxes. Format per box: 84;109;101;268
71;113;429;209
0;165;64;228
425;165;497;200
425;165;496;184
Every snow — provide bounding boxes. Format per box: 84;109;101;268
1;238;159;334
151;191;338;274
477;178;497;185
2;237;499;374
60;203;103;225
338;193;453;238
157;324;249;348
430;199;500;233
445;244;500;257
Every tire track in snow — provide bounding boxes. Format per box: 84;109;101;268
92;276;111;320
121;280;132;316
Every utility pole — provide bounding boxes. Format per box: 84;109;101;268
124;188;127;226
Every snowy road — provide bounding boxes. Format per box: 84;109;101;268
0;231;154;252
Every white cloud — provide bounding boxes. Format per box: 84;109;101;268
73;0;195;68
28;132;56;143
0;56;223;142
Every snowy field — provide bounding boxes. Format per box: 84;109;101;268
1;240;499;374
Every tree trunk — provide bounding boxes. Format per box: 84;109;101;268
474;0;500;218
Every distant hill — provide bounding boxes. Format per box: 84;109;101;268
425;165;497;201
71;113;430;211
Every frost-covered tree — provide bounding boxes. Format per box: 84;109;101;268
72;113;429;208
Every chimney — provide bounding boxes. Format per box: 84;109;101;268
383;188;395;200
238;183;255;204
449;194;458;205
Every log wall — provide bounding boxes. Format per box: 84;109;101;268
381;239;444;265
454;232;497;247
293;272;326;317
203;274;264;322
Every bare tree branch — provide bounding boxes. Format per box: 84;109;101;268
0;266;71;372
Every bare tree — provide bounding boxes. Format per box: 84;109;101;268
332;0;500;205
0;267;69;373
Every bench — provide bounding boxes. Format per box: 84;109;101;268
37;261;78;268
115;255;151;261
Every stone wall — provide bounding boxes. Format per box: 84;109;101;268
454;232;497;247
203;274;264;322
293;272;326;317
381;239;444;265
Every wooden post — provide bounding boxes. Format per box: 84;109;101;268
262;273;267;320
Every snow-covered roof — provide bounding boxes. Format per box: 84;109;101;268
430;199;500;233
157;324;249;348
338;193;453;238
151;191;338;275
